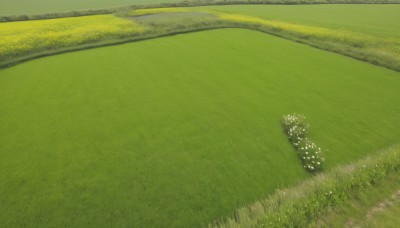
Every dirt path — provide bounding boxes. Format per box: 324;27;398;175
346;189;400;227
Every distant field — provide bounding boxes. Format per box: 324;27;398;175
2;4;400;72
201;4;400;37
0;15;144;63
1;29;400;227
3;1;400;17
0;0;182;16
208;4;400;37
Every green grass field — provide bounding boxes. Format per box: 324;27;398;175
1;28;400;227
0;0;182;16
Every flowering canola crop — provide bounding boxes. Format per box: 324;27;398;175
0;15;145;62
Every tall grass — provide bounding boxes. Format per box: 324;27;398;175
209;145;400;227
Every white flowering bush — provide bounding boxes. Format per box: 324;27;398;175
282;114;325;172
298;138;325;171
282;114;308;146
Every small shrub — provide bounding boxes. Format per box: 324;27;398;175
282;114;325;172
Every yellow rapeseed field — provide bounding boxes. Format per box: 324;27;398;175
216;13;370;45
0;15;145;61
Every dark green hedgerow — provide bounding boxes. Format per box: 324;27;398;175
209;145;400;227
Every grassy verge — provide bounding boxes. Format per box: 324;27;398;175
315;174;400;227
209;145;400;227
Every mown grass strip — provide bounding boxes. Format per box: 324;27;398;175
127;7;189;16
209;145;400;227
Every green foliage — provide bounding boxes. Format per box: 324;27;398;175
211;145;400;227
298;139;325;171
314;173;400;227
